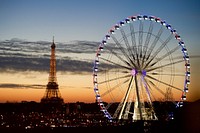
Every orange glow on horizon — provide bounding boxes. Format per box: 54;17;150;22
0;69;199;103
0;71;96;103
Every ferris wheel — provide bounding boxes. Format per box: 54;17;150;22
93;14;190;122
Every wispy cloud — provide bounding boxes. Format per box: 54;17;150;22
0;39;100;73
0;83;46;89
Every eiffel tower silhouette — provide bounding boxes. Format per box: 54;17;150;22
41;37;64;104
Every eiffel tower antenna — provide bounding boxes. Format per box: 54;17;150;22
41;37;64;104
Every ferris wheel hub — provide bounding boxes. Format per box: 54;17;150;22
131;69;146;76
131;69;137;76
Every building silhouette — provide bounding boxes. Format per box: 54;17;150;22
41;37;64;104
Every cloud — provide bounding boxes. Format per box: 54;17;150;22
56;40;99;54
0;83;46;89
0;39;98;57
0;55;99;73
0;39;101;73
0;83;93;90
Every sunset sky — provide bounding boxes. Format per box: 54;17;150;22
0;0;200;103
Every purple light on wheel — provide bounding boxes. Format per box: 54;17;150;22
142;70;146;76
131;69;137;76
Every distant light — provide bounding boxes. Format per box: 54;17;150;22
184;87;189;92
184;55;189;60
155;18;161;22
131;16;136;21
99;46;103;51
125;18;130;23
166;24;171;30
137;15;143;20
95;60;99;65
149;16;155;21
181;95;186;100
179;41;184;46
105;35;110;39
94;67;98;72
171;29;177;34
93;74;97;78
175;34;181;40
143;15;148;20
115;25;120;30
186;80;190;84
186;71;190;76
110;29;115;34
120;21;125;26
96;95;100;99
102;40;106;45
185;63;190;68
161;21;166;26
96;53;101;57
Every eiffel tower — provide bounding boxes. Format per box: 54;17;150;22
41;37;64;104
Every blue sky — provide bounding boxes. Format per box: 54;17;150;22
0;0;200;45
0;0;200;102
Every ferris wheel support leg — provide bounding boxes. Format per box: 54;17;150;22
118;76;133;120
134;75;143;120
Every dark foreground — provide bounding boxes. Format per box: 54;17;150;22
0;120;191;133
0;100;199;133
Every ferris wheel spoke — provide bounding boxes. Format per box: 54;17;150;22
101;78;130;97
146;59;184;72
129;23;142;68
143;21;154;53
111;35;136;67
104;45;133;67
152;34;173;59
99;67;129;75
146;74;182;91
144;34;173;69
146;26;164;61
120;28;135;61
149;46;180;67
149;72;185;76
147;79;177;105
142;21;154;66
100;57;132;70
138;21;144;58
98;74;130;85
146;79;167;98
129;22;138;60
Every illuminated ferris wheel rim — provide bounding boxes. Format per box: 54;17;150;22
93;14;190;121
